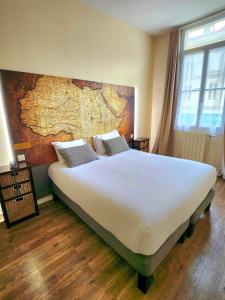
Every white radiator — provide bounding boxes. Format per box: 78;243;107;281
181;132;209;162
204;134;223;173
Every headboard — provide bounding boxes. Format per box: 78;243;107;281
1;70;135;166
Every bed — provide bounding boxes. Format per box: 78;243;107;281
48;149;216;293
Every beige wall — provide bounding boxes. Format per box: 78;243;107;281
0;84;13;165
150;32;170;149
0;0;154;166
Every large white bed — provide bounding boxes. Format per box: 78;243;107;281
48;149;216;256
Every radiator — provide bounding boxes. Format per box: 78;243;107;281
181;132;209;162
204;134;223;173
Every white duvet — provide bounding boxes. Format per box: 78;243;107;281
48;150;216;255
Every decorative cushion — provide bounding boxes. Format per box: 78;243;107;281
93;130;120;155
58;143;99;168
52;139;86;163
102;135;130;156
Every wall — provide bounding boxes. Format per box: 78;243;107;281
0;0;154;167
150;32;170;149
0;79;13;165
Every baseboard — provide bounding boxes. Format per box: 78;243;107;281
37;194;53;205
0;194;53;217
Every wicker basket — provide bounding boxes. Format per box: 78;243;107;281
0;169;30;188
4;193;36;223
2;181;32;200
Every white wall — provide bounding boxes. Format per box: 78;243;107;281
0;0;154;167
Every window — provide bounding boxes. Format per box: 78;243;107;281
176;14;225;134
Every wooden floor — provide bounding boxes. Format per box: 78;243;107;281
0;179;225;300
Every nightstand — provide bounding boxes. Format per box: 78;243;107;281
130;137;150;152
0;163;39;228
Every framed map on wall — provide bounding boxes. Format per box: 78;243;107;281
1;70;134;166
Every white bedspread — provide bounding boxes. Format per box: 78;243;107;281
48;150;216;255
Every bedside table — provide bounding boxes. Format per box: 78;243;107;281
130;137;150;152
0;163;39;228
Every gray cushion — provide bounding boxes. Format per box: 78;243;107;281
58;143;99;167
102;135;129;156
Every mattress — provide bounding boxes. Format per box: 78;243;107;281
48;149;216;255
51;181;190;276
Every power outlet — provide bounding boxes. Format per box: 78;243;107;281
17;154;26;162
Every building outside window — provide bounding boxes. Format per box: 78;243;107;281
176;14;225;134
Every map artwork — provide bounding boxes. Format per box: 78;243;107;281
1;70;134;165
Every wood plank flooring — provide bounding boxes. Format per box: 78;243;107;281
0;178;225;300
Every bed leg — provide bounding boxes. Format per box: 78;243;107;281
205;202;211;212
178;232;186;244
186;223;195;238
137;273;154;294
52;193;58;201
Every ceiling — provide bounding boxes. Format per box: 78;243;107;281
81;0;225;35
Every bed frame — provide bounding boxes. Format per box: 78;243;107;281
51;180;214;294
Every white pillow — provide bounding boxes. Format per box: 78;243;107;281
52;139;86;163
93;130;119;155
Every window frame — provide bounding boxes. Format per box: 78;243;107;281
177;11;225;133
